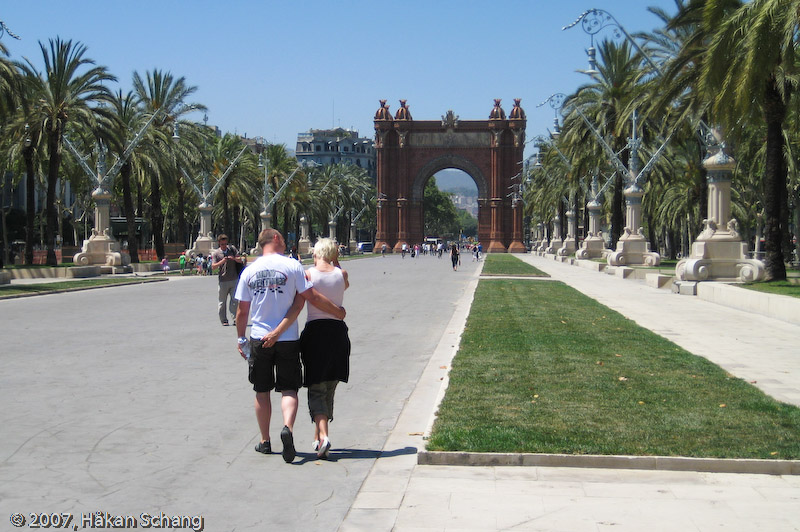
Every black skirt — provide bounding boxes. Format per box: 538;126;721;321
300;319;350;386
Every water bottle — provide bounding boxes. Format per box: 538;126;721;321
238;337;250;361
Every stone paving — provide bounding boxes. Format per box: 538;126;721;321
0;253;480;532
2;252;800;531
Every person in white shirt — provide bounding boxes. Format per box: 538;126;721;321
299;238;350;459
234;229;345;463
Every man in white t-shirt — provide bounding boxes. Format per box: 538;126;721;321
234;228;345;463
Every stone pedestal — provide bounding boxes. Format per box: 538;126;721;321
73;188;130;266
191;203;215;257
607;184;660;266
676;147;765;282
349;222;358;253
328;220;337;243
546;215;562;255
298;215;311;255
536;224;549;254
577;200;610;259
249;210;272;256
557;208;577;257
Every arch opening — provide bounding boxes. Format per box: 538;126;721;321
421;169;479;242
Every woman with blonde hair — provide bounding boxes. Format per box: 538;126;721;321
299;238;350;458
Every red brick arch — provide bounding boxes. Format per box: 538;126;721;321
373;100;527;253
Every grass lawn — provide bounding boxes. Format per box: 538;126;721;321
481;254;549;277
740;280;800;299
0;277;165;298
427;279;800;459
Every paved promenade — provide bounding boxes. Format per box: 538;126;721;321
2;253;799;531
0;253;479;531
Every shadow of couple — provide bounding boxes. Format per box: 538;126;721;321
290;445;417;465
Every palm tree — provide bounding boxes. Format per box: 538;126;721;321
132;69;204;259
101;89;163;263
700;0;796;280
17;38;115;265
0;46;42;265
207;133;258;240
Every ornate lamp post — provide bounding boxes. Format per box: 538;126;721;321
181;143;249;256
564;8;764;281
0;20;21;40
64;107;174;268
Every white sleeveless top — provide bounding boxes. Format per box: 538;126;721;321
306;267;345;321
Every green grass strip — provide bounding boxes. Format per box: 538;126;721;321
740;280;800;299
481;254;549;277
428;279;800;459
0;278;165;298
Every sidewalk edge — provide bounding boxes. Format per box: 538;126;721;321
418;450;800;475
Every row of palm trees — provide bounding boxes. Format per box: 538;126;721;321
0;37;374;266
523;0;799;281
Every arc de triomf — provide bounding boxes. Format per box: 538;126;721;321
373;98;527;253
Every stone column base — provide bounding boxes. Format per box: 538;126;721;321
298;238;311;256
374;241;392;253
545;238;563;255
73;235;131;266
507;241;527;253
675;240;765;282
191;236;214;257
486;241;507;253
607;236;660;266
576;238;611;260
557;240;577;257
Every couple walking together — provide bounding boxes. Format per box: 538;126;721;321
234;229;350;463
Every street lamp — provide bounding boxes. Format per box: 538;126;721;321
537;93;566;139
170;104;198;143
0;20;20;40
563;9;662;78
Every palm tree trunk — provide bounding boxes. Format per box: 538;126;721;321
150;172;165;260
24;146;36;265
136;177;144;217
45;130;60;266
282;205;290;244
762;77;788;281
121;162;140;263
176;174;187;248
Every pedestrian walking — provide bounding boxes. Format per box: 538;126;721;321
234;229;345;463
299;238;350;459
450;243;460;271
211;234;242;326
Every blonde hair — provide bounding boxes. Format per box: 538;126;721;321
313;238;338;263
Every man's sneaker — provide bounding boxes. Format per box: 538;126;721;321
280;426;296;463
317;437;331;459
222;320;229;326
312;440;320;452
254;440;271;454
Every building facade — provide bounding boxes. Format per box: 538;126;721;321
295;128;376;178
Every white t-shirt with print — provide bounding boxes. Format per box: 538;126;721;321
234;253;312;341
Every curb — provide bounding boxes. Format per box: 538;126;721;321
418;450;800;476
479;274;554;280
0;278;167;300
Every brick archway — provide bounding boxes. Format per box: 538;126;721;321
373;99;527;253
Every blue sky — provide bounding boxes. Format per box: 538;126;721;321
2;1;677;159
